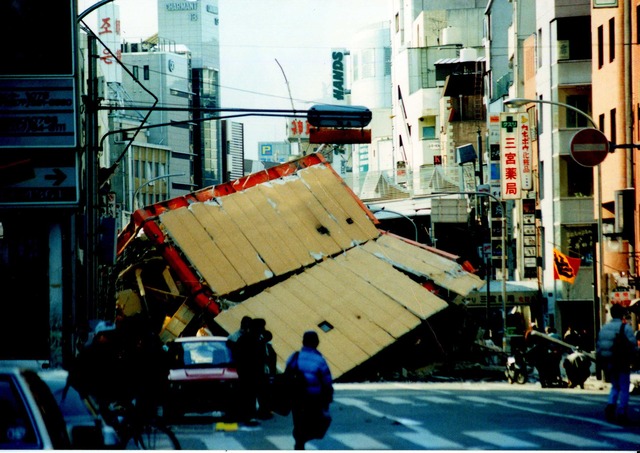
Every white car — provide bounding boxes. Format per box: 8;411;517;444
0;366;71;449
38;369;120;449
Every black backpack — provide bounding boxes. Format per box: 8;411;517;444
611;324;633;370
272;351;308;416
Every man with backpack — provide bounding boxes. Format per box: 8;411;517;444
285;330;333;450
596;303;638;424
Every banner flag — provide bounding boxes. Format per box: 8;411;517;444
553;248;581;284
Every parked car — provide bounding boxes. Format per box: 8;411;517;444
0;366;71;449
165;336;239;417
38;369;120;449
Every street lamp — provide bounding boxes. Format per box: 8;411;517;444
503;97;604;346
503;98;598;128
369;207;419;242
134;173;186;209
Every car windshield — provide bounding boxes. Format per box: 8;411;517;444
172;341;232;369
0;375;40;448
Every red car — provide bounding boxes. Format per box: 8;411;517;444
165;336;239;418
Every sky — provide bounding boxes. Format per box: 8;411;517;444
78;0;392;158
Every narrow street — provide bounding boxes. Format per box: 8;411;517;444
168;381;640;450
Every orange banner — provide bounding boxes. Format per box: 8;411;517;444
553;248;581;284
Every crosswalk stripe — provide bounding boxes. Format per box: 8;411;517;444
396;429;464;449
600;431;640;444
501;396;550;405
331;433;390;449
374;396;412;405
201;433;246;450
530;430;615;448
464;430;540;448
544;395;597;405
417;395;459;404
459;395;496;404
266;435;297;450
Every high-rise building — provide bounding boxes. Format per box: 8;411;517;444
157;0;225;188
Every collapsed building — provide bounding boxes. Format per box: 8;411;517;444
115;154;485;381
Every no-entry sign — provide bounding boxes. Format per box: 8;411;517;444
570;128;609;167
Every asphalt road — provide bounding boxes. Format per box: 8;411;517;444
167;380;640;450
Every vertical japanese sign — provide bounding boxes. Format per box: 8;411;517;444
518;114;532;190
98;3;122;84
522;198;537;279
488;114;502;197
500;113;522;200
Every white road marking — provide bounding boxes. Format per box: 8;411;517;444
331;433;390;449
464;430;540;448
396;429;464;449
530;430;615;448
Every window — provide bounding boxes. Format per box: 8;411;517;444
597;25;604;68
560;156;593;197
599;113;605;132
537;29;543;68
637;5;640;44
538;95;544;135
609;18;615;62
143;65;150;80
556;16;591;61
539;161;544;201
422;126;436;139
610;108;617;144
132;65;139;79
421;116;436;139
565;95;590;128
384;47;391;77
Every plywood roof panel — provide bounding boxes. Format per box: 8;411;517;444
218;192;302;276
298;165;379;243
160;207;245;294
362;234;484;296
213;241;452;379
189;203;271;286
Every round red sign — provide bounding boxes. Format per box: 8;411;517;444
570;128;609;167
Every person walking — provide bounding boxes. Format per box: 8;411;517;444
596;304;638;424
257;330;277;419
285;330;333;450
226;315;262;424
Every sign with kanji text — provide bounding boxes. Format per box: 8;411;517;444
288;119;311;139
500;112;522;200
610;290;631;306
518;114;532;190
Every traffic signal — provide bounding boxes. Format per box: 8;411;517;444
307;105;372;128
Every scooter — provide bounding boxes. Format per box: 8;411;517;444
505;350;528;384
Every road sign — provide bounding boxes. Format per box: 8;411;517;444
570;128;609;167
0;151;79;206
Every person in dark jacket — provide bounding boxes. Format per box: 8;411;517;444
596;304;638;423
285;330;333;450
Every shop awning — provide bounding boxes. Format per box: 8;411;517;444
455;280;539;307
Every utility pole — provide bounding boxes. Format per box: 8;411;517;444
84;34;100;320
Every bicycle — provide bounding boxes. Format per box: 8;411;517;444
104;399;181;450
